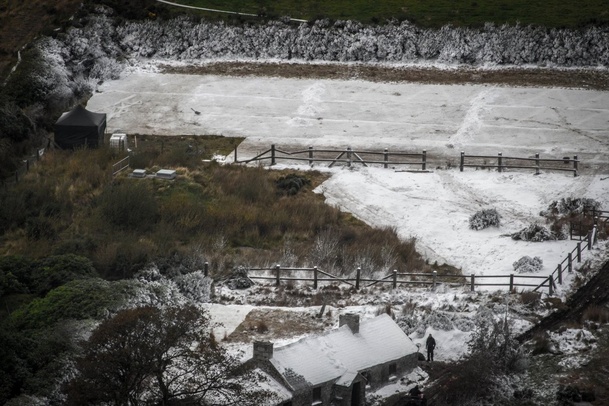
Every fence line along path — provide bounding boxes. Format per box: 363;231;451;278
247;265;553;295
234;144;429;170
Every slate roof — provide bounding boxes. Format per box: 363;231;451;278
270;314;417;386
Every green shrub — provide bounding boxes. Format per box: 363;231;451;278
0;256;34;296
31;254;97;296
9;278;125;330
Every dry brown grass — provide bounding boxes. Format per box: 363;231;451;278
582;305;609;324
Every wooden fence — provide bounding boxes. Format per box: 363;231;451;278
232;145;583;177
460;151;579;176
247;265;552;294
534;226;598;295
112;156;130;176
234;144;429;170
0;148;45;188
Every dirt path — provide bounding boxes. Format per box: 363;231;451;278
161;62;609;91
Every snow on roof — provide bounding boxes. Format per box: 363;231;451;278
253;368;293;405
270;314;417;386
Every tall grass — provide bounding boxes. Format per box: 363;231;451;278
0;138;442;281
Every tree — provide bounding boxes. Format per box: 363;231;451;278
65;305;276;406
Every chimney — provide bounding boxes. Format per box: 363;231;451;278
253;341;274;362
339;313;360;334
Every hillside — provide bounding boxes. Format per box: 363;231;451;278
0;0;80;77
1;1;608;405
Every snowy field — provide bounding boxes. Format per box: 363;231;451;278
87;66;609;375
88;67;609;283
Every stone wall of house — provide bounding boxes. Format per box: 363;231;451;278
362;353;419;389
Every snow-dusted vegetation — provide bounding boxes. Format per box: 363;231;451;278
36;7;609;96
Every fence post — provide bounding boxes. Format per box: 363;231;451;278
271;144;276;166
588;229;593;249
347;147;352;167
460;151;465;172
356;267;361;290
422;150;427;171
556;263;562;284
309;146;313;165
432;270;437;291
548;276;554;296
509;274;514;292
392;270;397;289
384;149;388;169
313;266;318;289
498;152;503;173
577;242;582;262
573;155;578;177
204;262;209;277
275;264;281;286
234;145;238;163
567;252;572;273
593;225;598;244
535;153;540;175
470;274;475;292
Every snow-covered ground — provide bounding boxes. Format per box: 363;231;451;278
88;65;609;395
88;67;609;282
90;70;609;164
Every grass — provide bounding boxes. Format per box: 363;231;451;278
171;0;609;28
0;133;441;281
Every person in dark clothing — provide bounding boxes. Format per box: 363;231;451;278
426;334;436;362
406;385;426;406
409;385;422;397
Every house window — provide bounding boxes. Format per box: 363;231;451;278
388;363;397;381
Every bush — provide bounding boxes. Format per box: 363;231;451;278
511;223;558;242
32;254;98;296
513;256;543;274
276;173;310;196
469;208;501;230
9;278;125;330
541;198;602;216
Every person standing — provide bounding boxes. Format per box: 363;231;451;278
426;334;436;362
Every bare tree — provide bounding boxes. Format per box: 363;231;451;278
65;305;276;406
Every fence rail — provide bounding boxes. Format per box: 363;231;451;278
234;144;429;170
247;265;552;294
534;226;598;294
0;148;45;188
460;151;579;176
112;156;130;176
233;145;583;177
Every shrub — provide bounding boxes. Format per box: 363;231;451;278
582;305;609;324
469;208;501;230
276;173;310;196
541;198;602;216
32;254;98;296
9;279;125;330
513;256;543;274
519;291;541;307
511;223;557;241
